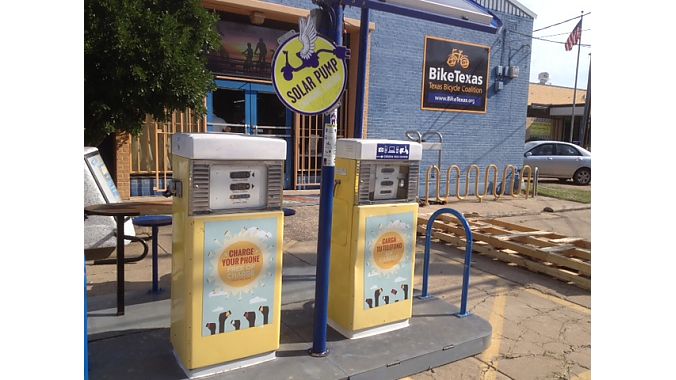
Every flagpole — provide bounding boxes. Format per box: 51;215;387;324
569;11;583;143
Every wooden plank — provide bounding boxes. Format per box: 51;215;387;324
432;230;591;290
420;215;592;263
481;218;539;232
493;231;555;240
424;220;591;276
540;245;576;253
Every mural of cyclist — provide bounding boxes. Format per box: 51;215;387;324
242;42;254;72
255;38;268;72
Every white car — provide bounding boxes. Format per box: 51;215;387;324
524;141;591;185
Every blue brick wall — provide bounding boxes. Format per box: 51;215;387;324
265;1;533;196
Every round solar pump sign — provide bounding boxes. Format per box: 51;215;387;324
272;15;349;115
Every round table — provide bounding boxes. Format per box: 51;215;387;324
85;200;172;315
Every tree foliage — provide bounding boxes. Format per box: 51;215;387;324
85;0;220;145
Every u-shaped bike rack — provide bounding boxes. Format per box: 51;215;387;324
419;208;474;318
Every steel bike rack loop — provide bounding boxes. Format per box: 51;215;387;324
533;167;539;197
496;164;517;200
505;164;519;198
484;164;498;200
466;164;483;202
445;165;463;201
424;165;442;206
521;165;533;199
422;131;444;171
420;208;474;317
405;130;423;143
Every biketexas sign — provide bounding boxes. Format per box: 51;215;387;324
272;15;349;115
421;36;490;114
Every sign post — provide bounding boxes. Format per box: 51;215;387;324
270;2;348;357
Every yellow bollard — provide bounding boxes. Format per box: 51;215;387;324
466;164;483;202
484;164;499;200
445;165;463;201
521;165;533;199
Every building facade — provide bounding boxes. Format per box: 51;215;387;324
112;0;535;198
527;82;590;148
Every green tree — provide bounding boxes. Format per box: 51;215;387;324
85;0;220;145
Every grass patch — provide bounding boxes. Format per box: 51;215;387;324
537;185;591;204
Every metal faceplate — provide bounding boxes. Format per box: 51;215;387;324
357;161;420;205
189;160;283;215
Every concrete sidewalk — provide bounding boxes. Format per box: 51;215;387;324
87;194;591;379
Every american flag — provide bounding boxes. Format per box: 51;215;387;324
565;20;582;51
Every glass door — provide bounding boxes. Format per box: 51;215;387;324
207;80;294;189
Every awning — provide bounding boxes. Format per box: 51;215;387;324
343;0;503;34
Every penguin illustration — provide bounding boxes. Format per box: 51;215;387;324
383;295;390;304
231;319;241;330
365;298;373;309
259;305;270;325
205;323;217;335
244;311;257;328
374;288;383;307
401;284;409;300
218;310;231;333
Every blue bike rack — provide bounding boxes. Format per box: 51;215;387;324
419;208;474;317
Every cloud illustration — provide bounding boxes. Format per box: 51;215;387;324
370;285;379;290
249;296;267;304
367;271;381;278
212;306;224;313
208;289;228;297
394;277;407;283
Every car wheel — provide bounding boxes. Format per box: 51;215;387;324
573;168;591;185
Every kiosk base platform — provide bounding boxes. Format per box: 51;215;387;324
89;288;491;380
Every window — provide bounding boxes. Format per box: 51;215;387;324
529;143;554;156
556;144;581;156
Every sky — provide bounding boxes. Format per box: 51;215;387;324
514;0;592;89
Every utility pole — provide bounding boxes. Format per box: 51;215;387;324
580;53;591;149
569;11;583;143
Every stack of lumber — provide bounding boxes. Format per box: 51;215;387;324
417;214;591;290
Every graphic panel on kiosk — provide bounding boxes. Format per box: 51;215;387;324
170;133;285;377
328;139;422;339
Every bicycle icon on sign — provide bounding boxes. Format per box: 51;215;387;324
446;49;470;69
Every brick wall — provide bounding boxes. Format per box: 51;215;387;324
115;132;131;200
267;1;534;195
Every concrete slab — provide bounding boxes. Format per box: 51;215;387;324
88;242;492;380
88;294;490;380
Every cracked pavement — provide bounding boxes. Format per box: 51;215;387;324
403;238;591;380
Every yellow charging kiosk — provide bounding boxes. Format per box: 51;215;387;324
170;133;286;377
328;139;422;339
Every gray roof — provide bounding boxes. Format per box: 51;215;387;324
474;0;537;19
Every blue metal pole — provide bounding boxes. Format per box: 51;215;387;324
353;6;369;138
310;0;343;357
151;225;159;293
419;208;474;317
85;259;89;379
456;212;474;317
